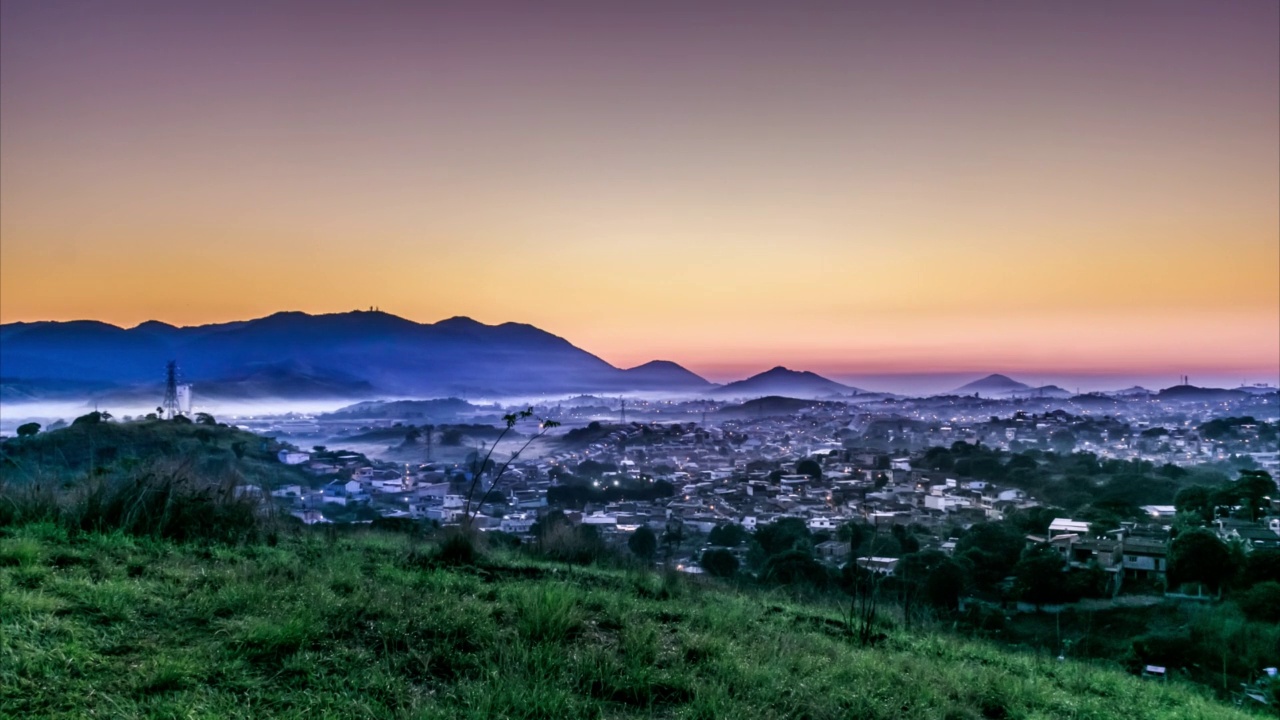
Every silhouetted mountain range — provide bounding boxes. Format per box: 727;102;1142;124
0;311;712;400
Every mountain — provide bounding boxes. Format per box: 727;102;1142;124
709;366;860;399
0;311;712;401
621;361;715;391
951;374;1032;397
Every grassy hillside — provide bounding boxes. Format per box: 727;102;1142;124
0;418;309;489
1;523;1261;720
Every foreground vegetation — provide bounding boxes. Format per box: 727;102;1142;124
1;520;1265;720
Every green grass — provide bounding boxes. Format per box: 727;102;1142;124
0;524;1263;720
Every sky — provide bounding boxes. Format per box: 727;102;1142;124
2;1;1277;385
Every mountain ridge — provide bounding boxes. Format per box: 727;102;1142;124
0;311;709;399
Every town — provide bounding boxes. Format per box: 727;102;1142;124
255;388;1280;606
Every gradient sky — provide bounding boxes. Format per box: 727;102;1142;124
2;1;1277;384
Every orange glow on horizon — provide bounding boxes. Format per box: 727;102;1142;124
1;2;1276;383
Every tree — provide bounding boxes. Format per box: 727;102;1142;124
763;550;828;587
753;518;812;558
837;522;866;555
1013;545;1070;608
1236;470;1277;521
1049;429;1077;454
1242;549;1280;588
72;411;105;426
1168;528;1234;594
926;559;966;611
15;422;40;438
955;522;1023;591
1236;581;1280;623
708;523;747;547
796;458;823;481
895;550;948;621
628;526;657;561
892;524;920;553
1174;485;1214;521
701;548;739;578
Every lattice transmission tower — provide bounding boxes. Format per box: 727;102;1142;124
163;361;180;419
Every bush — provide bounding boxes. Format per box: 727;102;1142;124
629;525;657;560
537;521;608;565
435;528;480;566
1235;581;1280;622
762;550;829;588
72;463;262;543
0;481;62;527
1;461;263;544
700;548;738;578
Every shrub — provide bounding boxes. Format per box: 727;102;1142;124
1235;581;1280;622
517;585;583;644
434;528;480;566
0;481;62;527
628;526;657;560
700;548;738;578
0;460;264;544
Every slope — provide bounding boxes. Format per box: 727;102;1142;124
0;524;1256;720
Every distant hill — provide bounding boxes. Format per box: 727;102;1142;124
716;395;845;419
0;416;316;487
1155;385;1249;402
1023;385;1073;399
0;311;712;401
1108;386;1154;397
710;367;860;399
323;398;484;422
620;360;714;391
951;374;1032;396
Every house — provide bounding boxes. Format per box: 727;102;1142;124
322;479;368;505
815;540;851;561
1119;538;1168;580
1220;523;1280;550
290;509;329;525
271;484;303;499
1140;505;1178;520
278;450;310;465
807;517;840;532
499;514;536;534
1049;518;1092;535
856;557;899;576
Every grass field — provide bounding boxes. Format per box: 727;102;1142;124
0;523;1262;720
